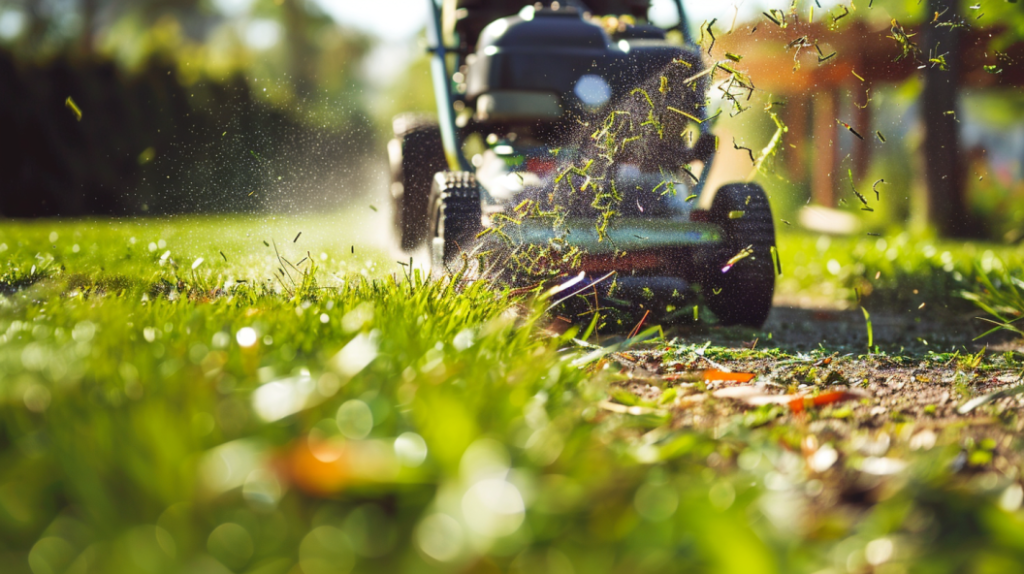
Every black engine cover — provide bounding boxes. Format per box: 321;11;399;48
465;10;700;116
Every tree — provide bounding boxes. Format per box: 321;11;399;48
921;0;976;237
280;0;315;98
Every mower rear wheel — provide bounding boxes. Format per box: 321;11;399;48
388;115;448;251
701;183;776;327
428;172;482;270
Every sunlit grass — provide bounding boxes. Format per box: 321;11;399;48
3;217;1024;573
0;214;394;286
776;230;1024;311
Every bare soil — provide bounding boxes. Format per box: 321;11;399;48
600;304;1024;511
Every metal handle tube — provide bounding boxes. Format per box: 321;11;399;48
672;0;692;46
426;0;472;172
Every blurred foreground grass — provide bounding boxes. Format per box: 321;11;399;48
3;215;1024;573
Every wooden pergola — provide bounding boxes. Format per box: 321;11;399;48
715;18;1024;209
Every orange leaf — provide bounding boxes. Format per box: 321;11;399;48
703;370;756;383
789;390;859;413
285;437;353;496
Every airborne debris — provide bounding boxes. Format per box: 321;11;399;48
854;89;872;109
872;179;887;200
830;5;850;28
848;170;869;207
762;9;786;27
749;111;789;179
815;42;837;63
65;97;83;121
704;18;718;56
928;45;951;71
733;138;755;163
889;19;921;63
837;120;864;140
722;245;754;273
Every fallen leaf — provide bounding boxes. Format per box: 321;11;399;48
597;400;667;416
808;444;839;473
664;370;756;383
713;385;792;405
958;381;1024;414
789;390;866;413
283;436;399;496
857;456;907;476
704;370;756;383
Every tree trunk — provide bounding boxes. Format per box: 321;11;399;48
20;0;49;55
281;0;313;99
922;0;975;237
80;0;98;57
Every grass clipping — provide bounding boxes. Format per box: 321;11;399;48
478;57;784;286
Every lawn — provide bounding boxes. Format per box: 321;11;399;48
3;213;1024;574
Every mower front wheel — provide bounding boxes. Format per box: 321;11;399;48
700;182;777;327
388;115;447;251
428;172;482;271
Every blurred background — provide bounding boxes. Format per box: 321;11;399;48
0;0;1022;241
0;0;415;217
3;3;1024;573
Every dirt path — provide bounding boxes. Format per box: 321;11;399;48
597;302;1024;514
760;305;1017;352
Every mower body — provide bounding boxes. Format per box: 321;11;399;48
389;0;777;327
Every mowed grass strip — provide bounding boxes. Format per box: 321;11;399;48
3;217;1024;573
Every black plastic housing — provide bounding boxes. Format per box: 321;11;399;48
465;10;700;118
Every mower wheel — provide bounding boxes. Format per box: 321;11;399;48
701;182;776;327
388;115;447;251
428;172;482;270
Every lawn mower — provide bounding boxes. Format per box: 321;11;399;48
388;0;777;327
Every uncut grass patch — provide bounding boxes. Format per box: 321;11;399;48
4;218;1024;573
0;217;777;573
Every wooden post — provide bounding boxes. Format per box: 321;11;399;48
811;89;838;207
785;94;810;183
853;88;872;178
